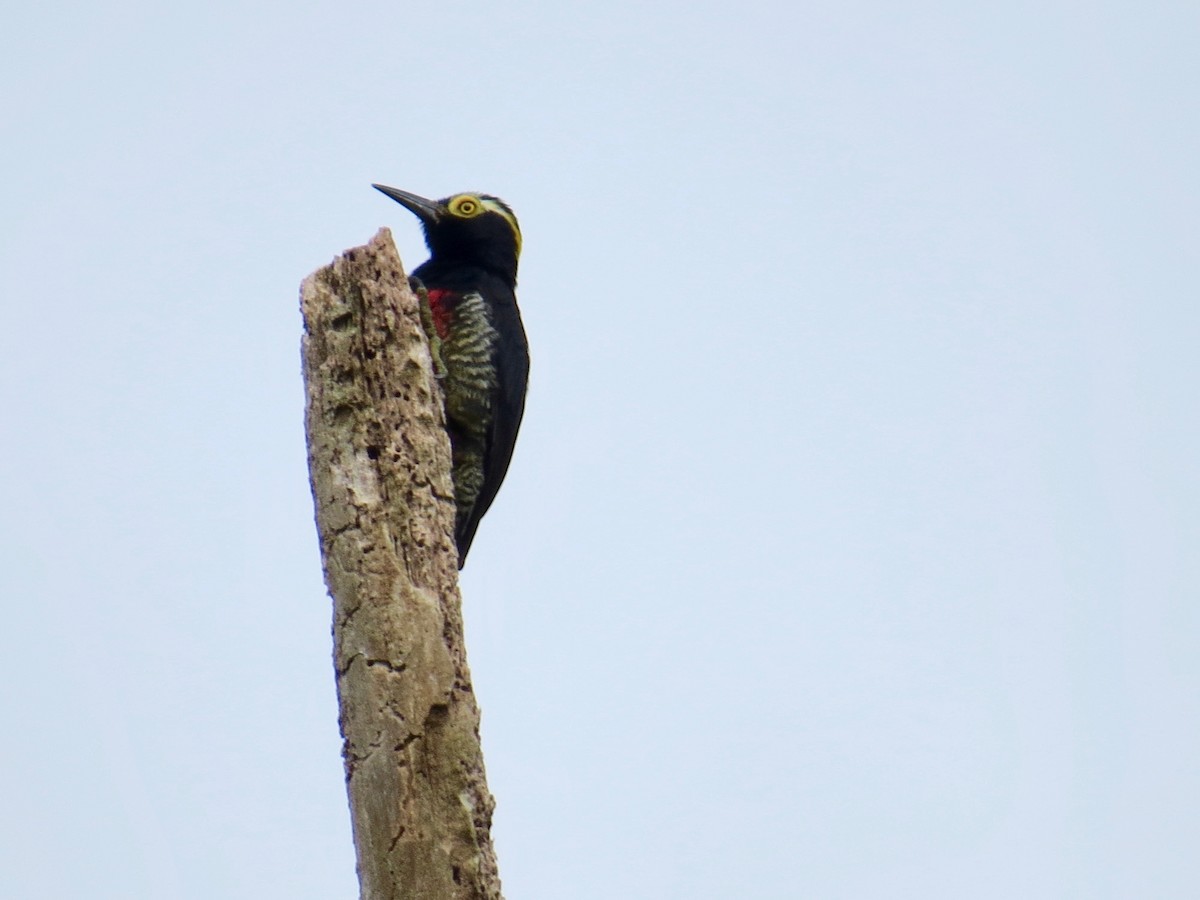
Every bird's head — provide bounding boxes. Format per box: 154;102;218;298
373;184;521;282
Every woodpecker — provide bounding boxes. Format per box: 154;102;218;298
373;184;529;568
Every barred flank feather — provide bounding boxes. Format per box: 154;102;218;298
441;292;500;533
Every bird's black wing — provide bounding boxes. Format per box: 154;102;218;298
455;284;529;566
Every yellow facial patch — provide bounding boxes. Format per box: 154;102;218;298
446;193;522;256
447;194;484;218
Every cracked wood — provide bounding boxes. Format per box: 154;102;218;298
301;229;502;900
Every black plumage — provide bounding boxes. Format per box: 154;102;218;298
373;185;529;567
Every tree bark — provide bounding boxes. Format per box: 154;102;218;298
300;229;502;900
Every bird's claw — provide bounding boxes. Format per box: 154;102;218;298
410;276;448;380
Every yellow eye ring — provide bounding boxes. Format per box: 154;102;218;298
452;197;480;216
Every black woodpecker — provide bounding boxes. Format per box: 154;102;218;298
373;184;529;568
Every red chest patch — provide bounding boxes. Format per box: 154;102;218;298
424;289;455;340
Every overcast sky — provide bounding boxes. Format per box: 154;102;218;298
3;1;1198;898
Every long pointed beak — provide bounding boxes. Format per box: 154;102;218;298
372;184;443;226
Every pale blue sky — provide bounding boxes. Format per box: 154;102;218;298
2;1;1198;898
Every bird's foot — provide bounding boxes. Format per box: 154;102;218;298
409;276;447;380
